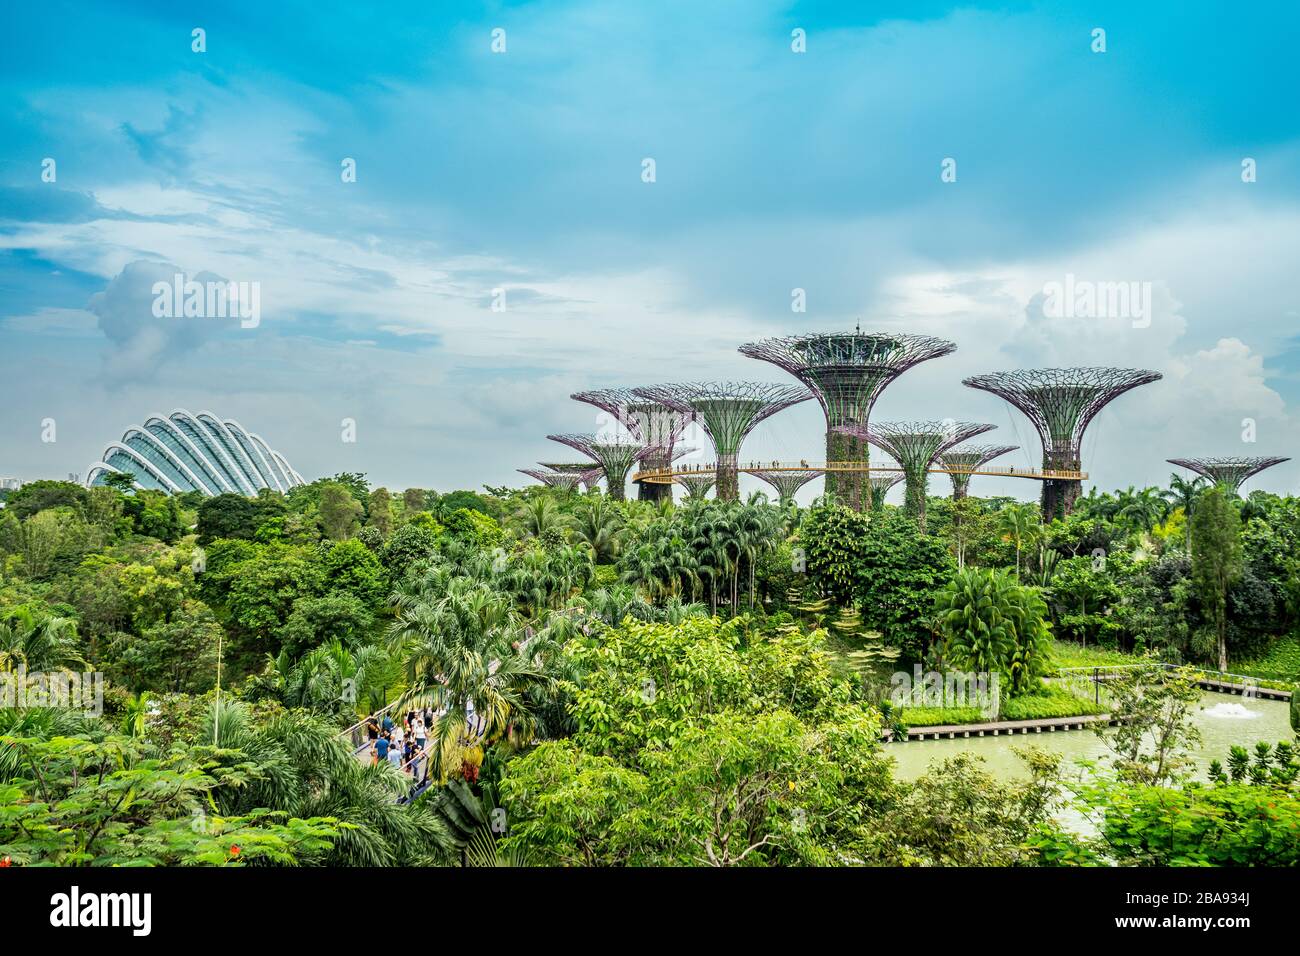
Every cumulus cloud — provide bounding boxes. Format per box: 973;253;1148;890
85;259;245;384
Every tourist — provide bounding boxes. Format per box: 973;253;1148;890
413;713;427;753
374;732;391;767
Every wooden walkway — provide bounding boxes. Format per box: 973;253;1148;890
889;713;1119;741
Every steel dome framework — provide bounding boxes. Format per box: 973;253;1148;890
86;409;305;495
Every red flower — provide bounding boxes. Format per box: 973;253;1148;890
0;856;11;867
230;845;241;857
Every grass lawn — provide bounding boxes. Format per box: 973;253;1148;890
1234;635;1300;684
1045;640;1141;673
898;685;1106;727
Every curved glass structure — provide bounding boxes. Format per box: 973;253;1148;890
85;408;306;495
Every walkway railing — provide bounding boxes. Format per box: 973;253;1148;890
633;460;1089;484
1055;663;1294;705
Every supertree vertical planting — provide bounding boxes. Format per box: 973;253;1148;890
538;462;604;492
676;472;716;499
632;382;812;501
739;330;956;511
518;467;583;491
963;368;1163;520
571;388;696;502
938;444;1019;499
1167;456;1291;495
867;472;905;512
839;421;995;531
749;468;822;506
545;435;652;501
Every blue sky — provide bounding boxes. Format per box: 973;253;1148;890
2;0;1298;500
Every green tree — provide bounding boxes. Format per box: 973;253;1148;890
1189;484;1243;671
0;734;340;866
318;482;364;541
1097;658;1202;785
934;567;1052;696
4;480;89;520
366;487;394;534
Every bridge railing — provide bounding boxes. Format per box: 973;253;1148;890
634;460;1089;483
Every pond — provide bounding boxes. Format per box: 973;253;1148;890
885;689;1295;782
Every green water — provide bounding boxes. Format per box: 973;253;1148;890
886;690;1295;782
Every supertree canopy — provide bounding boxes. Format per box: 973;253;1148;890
839;421;995;531
632;382;812;501
867;472;905;512
939;444;1019;499
518;468;582;491
537;461;603;491
962;367;1162;520
1167;456;1291;495
545;435;652;501
739;330;956;511
676;472;717;499
749;468;822;505
571;388;696;502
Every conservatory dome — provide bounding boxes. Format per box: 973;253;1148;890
85;409;306;495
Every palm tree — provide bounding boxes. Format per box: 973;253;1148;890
283;639;396;720
997;503;1039;579
568;497;625;564
120;692;153;738
1116;486;1167;535
515;497;563;539
1163;473;1206;548
0;607;83;672
201;699;453;866
386;578;550;776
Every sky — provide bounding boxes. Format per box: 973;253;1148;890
2;0;1299;504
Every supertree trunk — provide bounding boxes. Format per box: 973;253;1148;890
715;453;739;502
826;428;869;511
1040;452;1081;520
637;451;672;501
903;467;929;532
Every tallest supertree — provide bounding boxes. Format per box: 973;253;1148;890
739;330;956;510
963;367;1162;520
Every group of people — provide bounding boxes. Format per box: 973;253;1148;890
364;707;436;787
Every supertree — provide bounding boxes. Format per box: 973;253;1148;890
632;382;812;501
839;421;995;531
545;436;653;501
538;462;604;492
518;468;583;492
749;468;822;506
963;368;1162;520
571;388;696;502
739;330;956;510
938;444;1019;499
867;472;905;512
1167;456;1290;495
676;472;717;499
